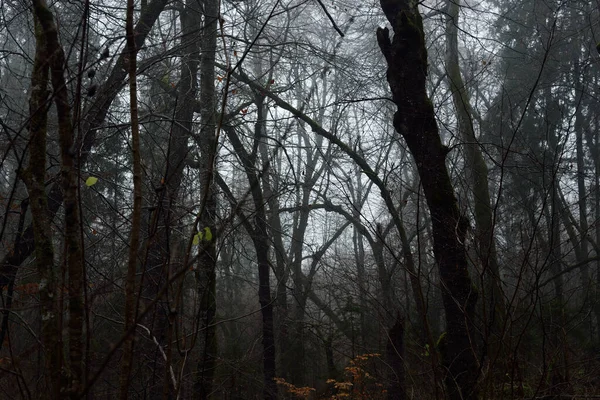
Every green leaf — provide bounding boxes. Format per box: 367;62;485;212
203;227;213;241
85;176;98;187
192;232;202;245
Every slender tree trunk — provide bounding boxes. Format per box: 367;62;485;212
544;180;568;394
583;94;600;345
255;228;278;400
119;0;144;396
225;108;277;398
377;2;479;399
226;63;442;391
352;170;368;350
258;140;290;381
444;0;506;368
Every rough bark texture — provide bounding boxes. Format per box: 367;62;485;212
23;15;62;400
377;2;479;399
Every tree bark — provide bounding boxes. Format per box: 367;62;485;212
377;2;479;399
22;14;62;400
31;1;85;396
194;0;219;396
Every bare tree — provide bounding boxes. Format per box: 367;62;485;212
377;1;479;398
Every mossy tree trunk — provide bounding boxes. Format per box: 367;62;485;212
377;2;479;399
31;1;85;397
23;14;62;400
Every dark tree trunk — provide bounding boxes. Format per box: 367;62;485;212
195;0;219;396
444;0;505;367
377;2;479;399
32;1;85;396
119;0;144;395
23;14;61;399
225;101;277;398
386;313;406;400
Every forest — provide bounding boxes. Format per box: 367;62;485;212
0;0;599;398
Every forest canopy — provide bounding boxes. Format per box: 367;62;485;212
0;0;599;398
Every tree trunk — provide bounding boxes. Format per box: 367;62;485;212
386;313;406;400
225;113;277;399
377;2;479;399
23;14;62;399
444;0;506;366
119;0;144;396
195;0;219;396
31;1;85;396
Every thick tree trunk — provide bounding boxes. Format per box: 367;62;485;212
31;1;85;396
377;2;479;399
23;15;62;399
386;313;406;400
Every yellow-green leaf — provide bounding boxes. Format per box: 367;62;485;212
203;227;213;241
85;176;98;187
192;232;201;245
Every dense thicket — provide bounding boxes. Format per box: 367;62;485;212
0;0;599;398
